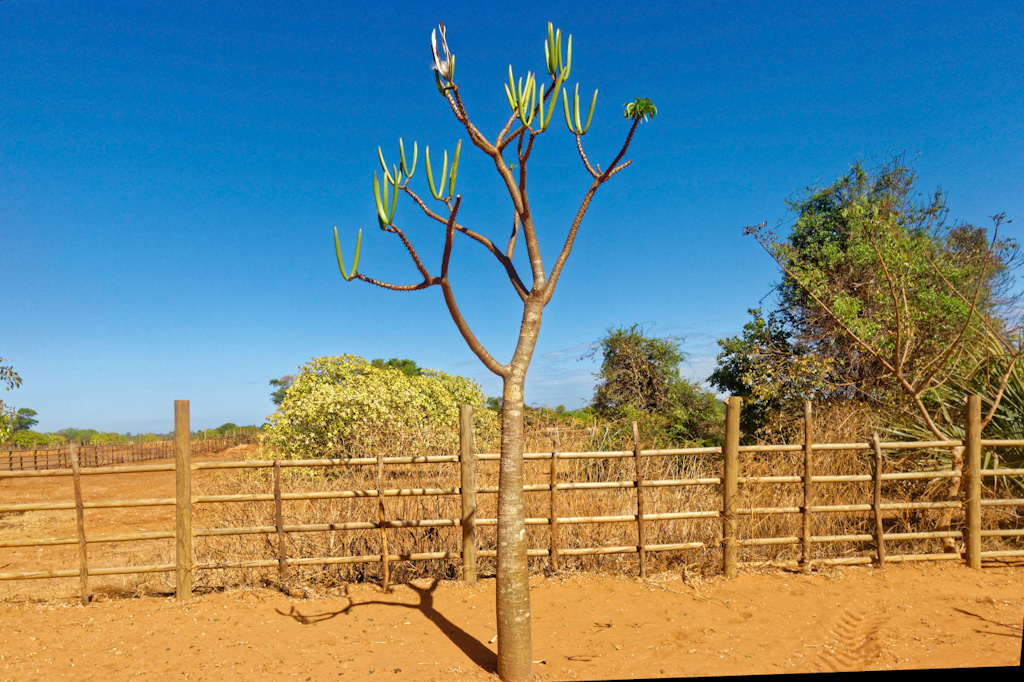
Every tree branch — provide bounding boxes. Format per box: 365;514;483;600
353;273;436;291
402;185;529;300
437;197;508;377
574;133;598;178
865;227;903;372
542;120;643;304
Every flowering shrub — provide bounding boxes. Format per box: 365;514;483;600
261;355;495;459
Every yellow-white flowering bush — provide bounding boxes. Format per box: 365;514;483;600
261;355;494;458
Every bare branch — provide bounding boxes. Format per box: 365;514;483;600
507;210;519;260
749;231;899;376
402;185;528;299
437;198;508;377
865;227;903;372
981;346;1024;429
516;132;546;288
541;182;599;305
574;133;598;178
444;86;496;155
354;273;436;291
600;118;640;181
606;159;633;180
924;233;1012;354
542;120;643;304
381;222;431;281
913;230;998;389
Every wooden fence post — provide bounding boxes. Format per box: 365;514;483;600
376;450;390;592
801;400;813;573
459;405;477;585
175;400;192;600
550;449;559;573
274;460;289;583
723;396;741;578
965;394;982;569
632;422;647;579
871;433;886;565
70;443;90;605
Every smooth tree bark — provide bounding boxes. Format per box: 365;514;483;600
333;23;655;682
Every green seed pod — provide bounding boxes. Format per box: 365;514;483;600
573;83;582;133
547;23;556;75
387;167;398;222
378;147;393;184
561;34;572;80
583;89;598;134
562;88;574;132
504;82;518;112
372;172;387;223
399;139;417;178
334;227;361;281
425;146;441;200
448;139;461;198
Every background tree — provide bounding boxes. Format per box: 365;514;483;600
773;158;1016;405
743;156;1021;548
589;325;723;446
11;408;39;433
263;355;494;460
370;358;423;376
709;308;838;440
332;22;655;680
269;375;296;406
0;357;23;442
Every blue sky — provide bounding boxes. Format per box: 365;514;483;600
2;1;1022;434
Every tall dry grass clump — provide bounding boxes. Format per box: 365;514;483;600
191;411;724;589
188;404;1019;591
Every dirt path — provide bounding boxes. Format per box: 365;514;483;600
0;564;1020;680
1;446;1022;679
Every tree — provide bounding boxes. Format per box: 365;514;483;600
263;355;494;460
589;325;723;446
709;308;837;439
589;325;686;414
0;357;23;442
745;157;1021;549
767;158;1017;406
269;375;296;406
11;408;38;433
370;358;423;377
332;22;655;680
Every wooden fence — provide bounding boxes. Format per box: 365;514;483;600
1;398;1022;603
0;432;257;472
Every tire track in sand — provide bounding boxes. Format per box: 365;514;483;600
811;608;887;672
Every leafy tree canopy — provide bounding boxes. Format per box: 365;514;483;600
269;375;297;406
728;156;1019;438
589;325;723;446
12;408;38;433
370;358;424;377
0;357;22;441
262;355;495;459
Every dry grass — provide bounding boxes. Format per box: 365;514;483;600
184;409;1021;592
3;408;1018;600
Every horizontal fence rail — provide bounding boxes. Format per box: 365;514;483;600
0;432;257;472
1;397;1022;603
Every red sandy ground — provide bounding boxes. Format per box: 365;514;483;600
1;447;1021;680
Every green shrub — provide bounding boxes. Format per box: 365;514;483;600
261;355;496;459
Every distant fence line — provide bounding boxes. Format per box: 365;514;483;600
0;432;258;472
0;398;1022;604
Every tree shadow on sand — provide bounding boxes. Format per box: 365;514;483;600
274;579;496;673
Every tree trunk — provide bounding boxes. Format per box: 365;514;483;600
496;372;532;681
495;299;543;682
